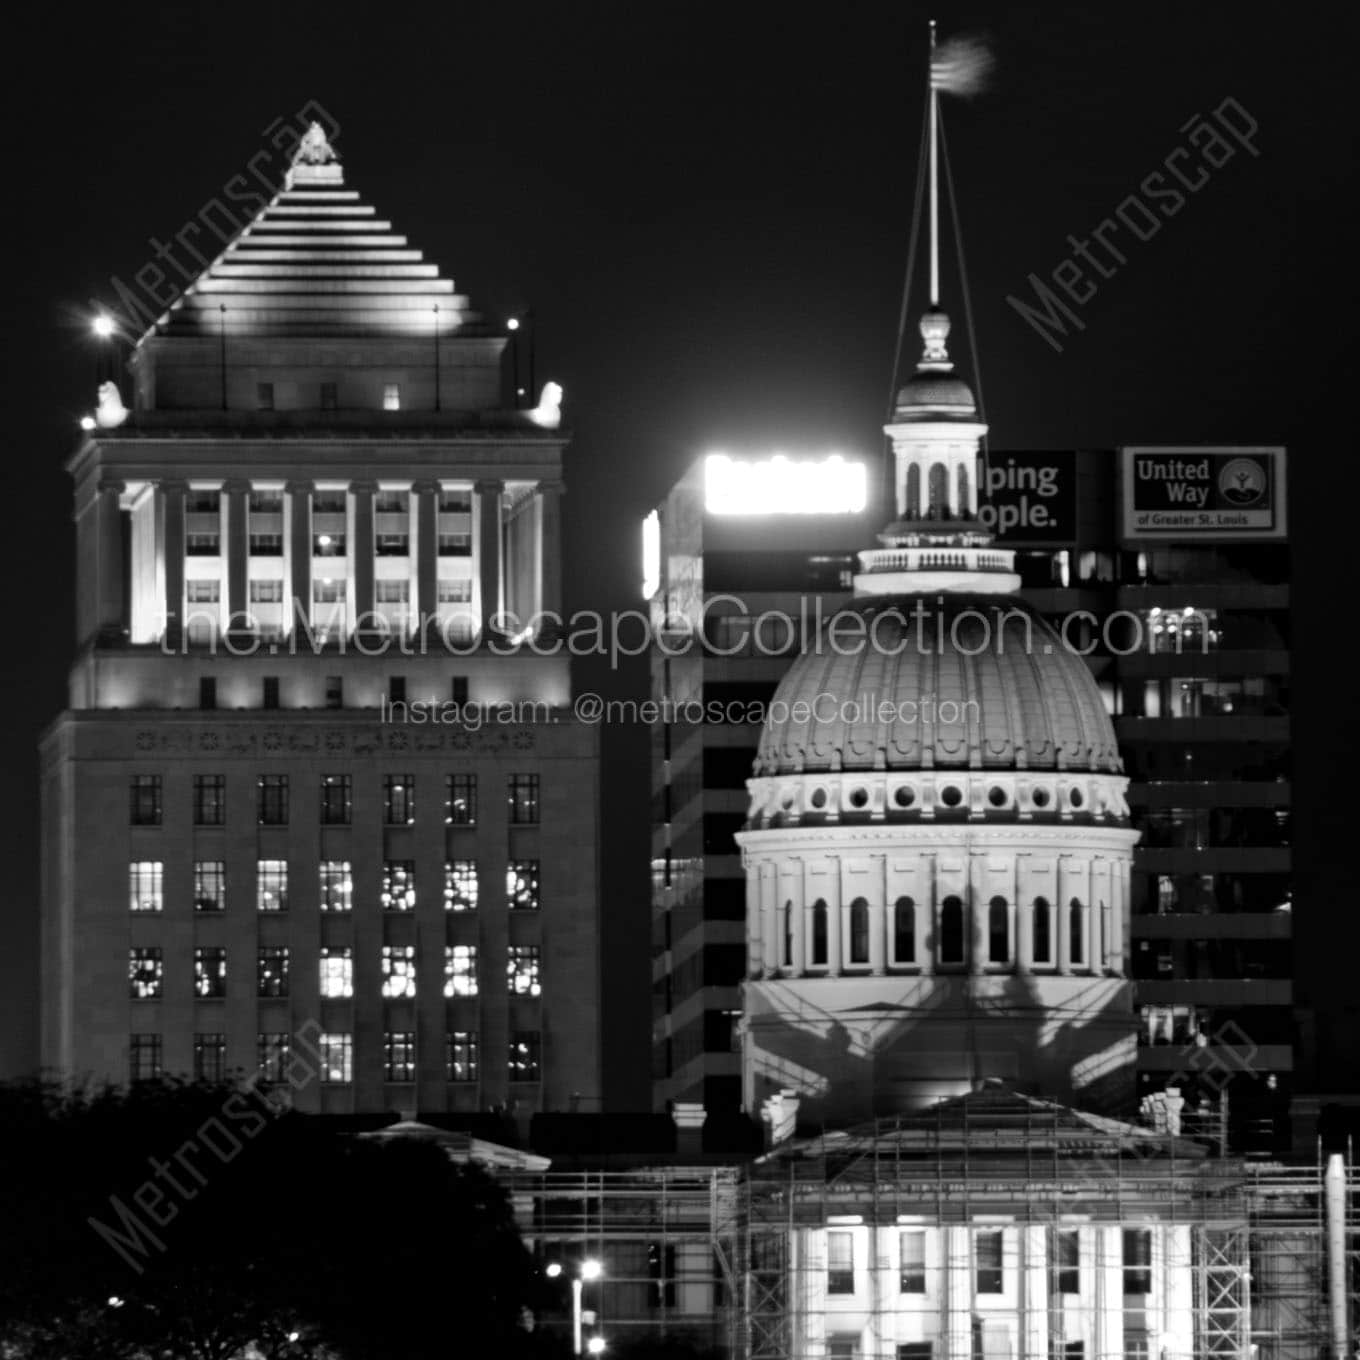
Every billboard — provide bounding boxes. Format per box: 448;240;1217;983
1120;446;1287;541
703;453;867;516
978;450;1078;547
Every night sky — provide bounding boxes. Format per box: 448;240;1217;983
4;3;1355;1107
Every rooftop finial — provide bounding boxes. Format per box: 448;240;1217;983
293;122;339;167
919;307;952;368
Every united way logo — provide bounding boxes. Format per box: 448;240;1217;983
1218;457;1267;505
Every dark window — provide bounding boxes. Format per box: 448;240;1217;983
988;897;1009;964
130;775;162;826
320;774;352;826
900;1230;926;1293
1070;899;1085;966
384;1032;417;1083
262;676;280;709
1033;898;1052;965
257;947;289;998
508;1031;541;1081
451;676;469;705
447;1031;479;1082
389;676;406;704
438;533;471;555
258;1033;291;1082
849;897;870;964
195;1033;226;1082
782;900;793;966
194;861;226;912
130;1034;162;1082
256;382;274;411
894;897;916;963
257;774;288;825
446;773;476;825
193;773;225;826
1055;1229;1080;1295
325;676;343;709
940;896;965;966
899;1347;933;1360
199;676;217;710
1122;1228;1152;1295
384;774;415;826
320;381;337;411
508;774;540;825
194;947;227;999
810;899;829;966
827;1231;854;1294
975;1229;1004;1294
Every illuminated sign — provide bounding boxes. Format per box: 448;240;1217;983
704;454;868;516
978;451;1077;546
1120;446;1286;541
641;509;661;600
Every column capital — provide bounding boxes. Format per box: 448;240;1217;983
349;478;379;496
285;479;312;496
474;478;503;495
158;478;188;496
222;477;251;496
536;479;565;496
411;478;440;496
98;477;126;496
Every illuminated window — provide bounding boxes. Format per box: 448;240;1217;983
257;860;288;912
1070;899;1086;967
320;774;351;825
320;947;354;999
130;775;162;826
900;1230;926;1293
130;1034;162;1082
249;533;283;556
187;580;220;604
1033;898;1053;965
507;946;541;997
313;530;346;557
382;945;417;998
848;897;870;964
186;532;221;555
382;860;416;911
447;1031;479;1082
129;948;163;999
376;578;410;601
444;860;478;911
192;774;225;826
257;774;288;825
384;1032;416;1082
257;946;289;998
319;861;352;912
438;579;472;603
893;897;916;964
940;896;965;965
446;774;477;825
320;1033;352;1084
444;945;478;997
988;897;1010;964
508;774;540;824
508;1031;541;1082
313;579;345;603
129;861;164;913
250;580;284;603
507;860;539;911
258;1033;291;1082
975;1230;1004;1294
384;774;415;826
324;676;344;709
827;1231;854;1294
195;1033;226;1082
440;489;472;513
1054;1229;1080;1295
194;947;227;999
194;861;226;912
810;899;829;966
1122;1229;1152;1295
383;383;401;411
438;532;471;555
250;489;283;513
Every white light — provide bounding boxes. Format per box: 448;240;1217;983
544;1262;563;1279
587;1338;607;1355
318;534;332;547
827;1214;864;1225
92;314;115;338
287;1332;300;1343
641;510;660;600
108;1296;124;1308
507;318;520;331
580;1259;603;1281
704;453;867;516
80;416;96;431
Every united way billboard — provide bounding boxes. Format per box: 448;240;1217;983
978;451;1077;547
1120;446;1287;541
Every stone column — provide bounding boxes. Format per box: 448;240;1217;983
1163;1225;1195;1360
1095;1225;1125;1360
1089;895;1104;975
918;883;935;976
943;1226;972;1360
538;480;563;626
1022;1226;1049;1360
96;478;126;642
869;887;887;976
161;479;186;648
789;872;806;976
224;478;249;638
825;880;842;976
1057;892;1073;977
412;480;438;637
287;480;311;638
761;865;778;976
476;478;502;642
350;479;376;634
1017;895;1034;975
748;865;766;976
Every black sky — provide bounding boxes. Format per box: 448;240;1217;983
3;3;1356;1105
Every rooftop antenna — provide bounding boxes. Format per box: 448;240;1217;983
928;19;941;308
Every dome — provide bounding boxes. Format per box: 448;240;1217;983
755;594;1121;777
893;369;977;419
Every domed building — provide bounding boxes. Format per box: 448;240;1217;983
736;307;1140;1124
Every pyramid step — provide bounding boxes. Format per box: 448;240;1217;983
237;234;409;247
250;219;394;232
191;278;456;294
280;189;362;202
177;292;469;311
227;249;426;263
209;263;441;278
270;205;377;217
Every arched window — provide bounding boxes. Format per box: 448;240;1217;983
905;463;922;520
940;895;964;965
928;462;948;519
956;462;971;517
1070;898;1085;966
1033;897;1052;965
782;899;793;967
988;896;1010;964
810;898;828;967
848;897;870;965
893;896;916;964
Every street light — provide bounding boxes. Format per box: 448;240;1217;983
548;1257;603;1356
92;314;116;339
587;1338;607;1355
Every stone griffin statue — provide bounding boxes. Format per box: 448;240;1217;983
294;121;339;166
95;381;129;429
527;381;563;430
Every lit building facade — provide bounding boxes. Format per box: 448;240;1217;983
40;125;601;1114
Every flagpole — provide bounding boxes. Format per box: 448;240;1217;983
928;18;939;308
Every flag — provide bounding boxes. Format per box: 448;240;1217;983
930;35;994;97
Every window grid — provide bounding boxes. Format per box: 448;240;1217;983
384;1032;417;1082
827;1231;854;1294
446;774;477;825
384;774;416;826
444;945;479;998
257;774;289;826
130;1034;162;1082
129;861;164;913
193;774;226;826
382;861;416;911
257;860;288;912
507;860;540;911
447;1031;479;1082
382;945;417;999
319;860;353;912
1055;1228;1080;1295
194;947;227;999
508;1030;541;1082
320;948;354;999
320;1033;352;1084
508;773;540;825
320;774;352;825
129;948;163;999
194;861;226;913
257;946;290;998
507;946;542;997
444;860;479;911
258;1033;291;1082
900;1230;926;1293
195;1033;227;1082
130;775;162;826
975;1229;1004;1294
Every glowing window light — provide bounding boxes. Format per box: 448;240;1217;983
641;510;660;600
704;453;867;516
